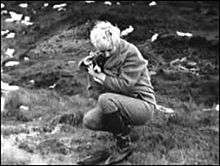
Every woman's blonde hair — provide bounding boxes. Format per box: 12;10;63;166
90;21;121;51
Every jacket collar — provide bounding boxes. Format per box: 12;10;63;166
104;39;127;69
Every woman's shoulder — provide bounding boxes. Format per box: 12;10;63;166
120;39;136;53
120;39;143;59
120;39;148;65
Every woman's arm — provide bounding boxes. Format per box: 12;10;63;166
103;52;146;93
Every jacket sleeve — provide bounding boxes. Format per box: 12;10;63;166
103;52;146;93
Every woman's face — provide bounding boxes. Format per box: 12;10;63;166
96;45;115;57
91;28;119;57
99;48;117;57
97;31;118;56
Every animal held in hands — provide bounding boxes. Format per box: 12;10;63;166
79;51;107;73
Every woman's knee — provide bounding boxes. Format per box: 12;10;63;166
83;109;102;130
98;93;111;105
98;93;118;114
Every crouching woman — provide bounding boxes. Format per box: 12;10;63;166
79;21;157;152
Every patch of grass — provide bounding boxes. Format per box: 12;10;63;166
125;96;219;165
1;1;219;165
2;88;94;124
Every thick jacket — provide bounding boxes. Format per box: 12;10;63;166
88;39;157;106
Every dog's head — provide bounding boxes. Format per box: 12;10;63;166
79;51;107;72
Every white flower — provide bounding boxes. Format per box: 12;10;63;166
149;1;157;6
151;33;159;42
29;80;35;84
116;2;120;5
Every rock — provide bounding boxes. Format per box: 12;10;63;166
43;3;49;7
18;3;28;8
29;80;35;84
1;3;5;8
151;33;159;42
121;26;134;37
1;81;19;91
215;104;219;111
8;11;23;21
1;10;7;15
19;105;29;112
1;29;9;36
1;96;6;112
176;31;193;37
24;57;30;61
149;1;157;6
5;48;15;57
49;83;56;89
104;1;112;6
4;61;20;67
85;1;95;4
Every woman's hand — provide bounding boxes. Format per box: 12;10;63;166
88;65;106;84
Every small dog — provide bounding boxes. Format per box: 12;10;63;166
78;51;107;73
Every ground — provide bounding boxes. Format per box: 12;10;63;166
1;1;219;165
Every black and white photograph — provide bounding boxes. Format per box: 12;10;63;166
1;1;219;165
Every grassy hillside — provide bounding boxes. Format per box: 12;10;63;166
1;1;219;165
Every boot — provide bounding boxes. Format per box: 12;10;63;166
101;111;133;153
101;111;130;135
